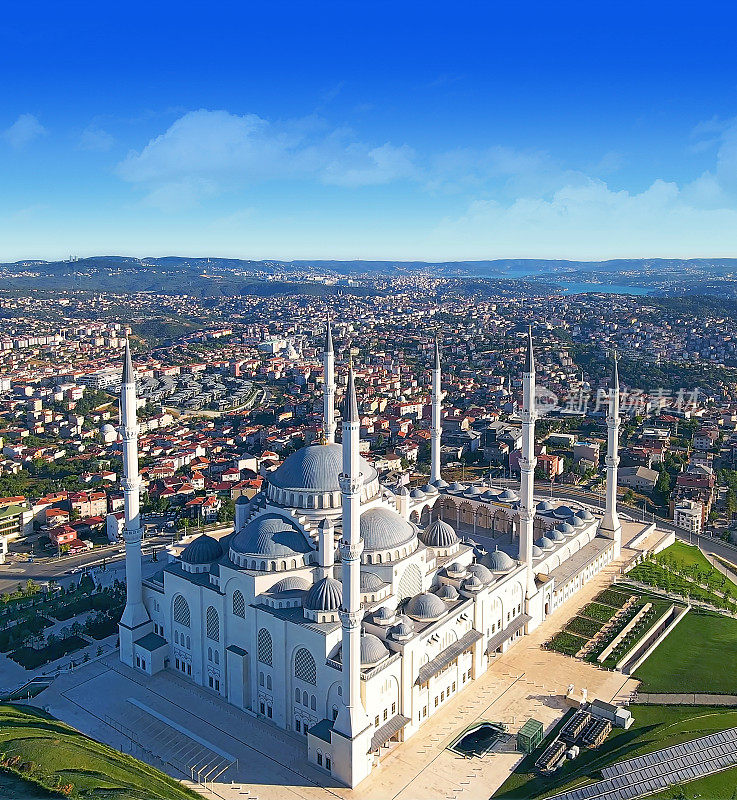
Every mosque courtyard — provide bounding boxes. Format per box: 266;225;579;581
28;519;647;800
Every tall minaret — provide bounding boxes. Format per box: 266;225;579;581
118;340;151;666
334;365;370;741
601;352;622;556
519;327;537;599
323;316;336;444
430;337;442;485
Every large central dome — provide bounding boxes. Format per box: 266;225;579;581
269;443;377;493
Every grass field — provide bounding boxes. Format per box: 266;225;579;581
634;610;737;694
655;541;737;594
0;704;200;799
493;705;737;799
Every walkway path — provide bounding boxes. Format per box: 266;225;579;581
636;693;737;705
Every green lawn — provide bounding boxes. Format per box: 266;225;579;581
0;704;199;799
493;705;737;799
634;610;737;694
656;541;737;595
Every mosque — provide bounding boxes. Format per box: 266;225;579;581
117;324;622;788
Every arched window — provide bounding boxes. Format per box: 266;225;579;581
266;674;271;689
303;690;308;706
294;647;317;685
206;607;219;641
214;650;219;664
208;646;212;661
174;630;179;644
258;628;273;666
295;687;300;702
311;695;316;711
233;590;246;618
173;595;190;627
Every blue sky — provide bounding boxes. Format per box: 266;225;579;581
2;1;737;262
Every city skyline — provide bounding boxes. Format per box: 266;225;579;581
3;1;737;262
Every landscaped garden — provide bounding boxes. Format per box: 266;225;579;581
493;705;737;799
0;704;200;799
0;578;125;671
546;631;588;656
579;601;619;623
627;541;737;612
634;610;737;694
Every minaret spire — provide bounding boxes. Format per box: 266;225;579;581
601;351;622;554
118;338;151;667
323;315;336;443
519;326;537;601
334;362;370;740
430;337;442;485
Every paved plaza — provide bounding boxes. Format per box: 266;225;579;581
27;521;646;800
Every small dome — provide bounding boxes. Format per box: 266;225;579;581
446;561;466;578
463;575;483;592
360;571;384;592
532;545;543;557
447;482;466;492
420;519;459;549
390;616;415;640
498;488;519;502
374;606;396;625
410;487;426;499
554;505;574;519
579;509;594;521
438;584;459;601
481;489;497;500
270;576;310;593
557;522;576;535
537;500;554;512
485;549;516;572
536;536;554;551
464;485;483;496
305;576;343;611
434;479;450;489
231;513;312;557
360;507;416;552
406;592;447;621
570;515;585;528
360;632;390;667
180;534;222;564
467;562;494;584
423;484;439;495
549;529;565;542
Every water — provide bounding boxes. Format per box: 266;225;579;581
451;722;504;757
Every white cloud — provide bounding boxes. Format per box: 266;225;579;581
117;109;418;209
2;114;46;149
433;177;737;258
79;124;115;152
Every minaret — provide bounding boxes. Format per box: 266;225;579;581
323;317;336;444
317;518;335;580
430;338;442;485
118;340;151;666
601;352;622;556
519;327;537;599
334;365;371;757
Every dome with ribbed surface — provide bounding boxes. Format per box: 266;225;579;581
420;518;458;549
390;616;415;640
448;482;466;492
410;487;426;499
406;592;447;621
374;606;396;625
360;507;416;552
570;515;585;528
361;633;390;667
231;514;312;556
498;488;519;502
484;549;516;572
360;571;384;592
305;576;343;611
549;529;565;542
536;536;554;551
423;484;439;495
467;562;494;584
465;485;483;496
268;443;376;492
537;500;554;512
180;534;222;564
270;576;310;593
532;545;543;557
438;584;459;601
463;575;483;592
579;509;594;521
